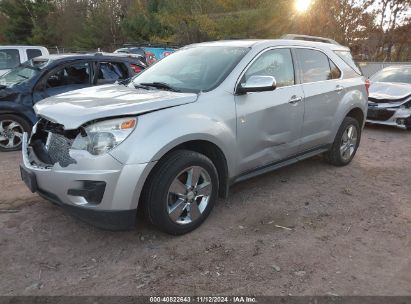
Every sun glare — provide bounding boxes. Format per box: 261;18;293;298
295;0;312;13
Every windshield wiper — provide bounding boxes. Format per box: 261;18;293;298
133;83;151;90
17;74;29;79
139;82;180;92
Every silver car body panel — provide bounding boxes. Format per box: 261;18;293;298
22;133;156;211
34;84;198;129
22;39;367;218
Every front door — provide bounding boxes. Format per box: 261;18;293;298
235;48;305;174
33;61;92;103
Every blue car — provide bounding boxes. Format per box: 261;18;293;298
0;52;146;151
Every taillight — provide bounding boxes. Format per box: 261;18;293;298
130;64;142;74
365;79;370;96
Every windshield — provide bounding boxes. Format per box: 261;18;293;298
131;46;249;93
0;49;20;69
370;67;411;84
0;58;49;86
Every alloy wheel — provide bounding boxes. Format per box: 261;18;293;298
340;124;358;161
0;120;24;150
167;166;212;225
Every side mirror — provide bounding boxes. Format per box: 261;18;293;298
237;75;276;94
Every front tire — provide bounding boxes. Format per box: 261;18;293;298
142;150;219;235
324;117;361;166
0;114;31;152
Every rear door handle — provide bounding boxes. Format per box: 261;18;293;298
289;95;302;104
335;85;344;93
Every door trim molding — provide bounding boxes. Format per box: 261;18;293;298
231;144;332;184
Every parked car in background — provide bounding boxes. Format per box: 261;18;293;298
0;46;49;77
21;38;368;235
367;65;411;129
114;46;175;65
0;52;146;151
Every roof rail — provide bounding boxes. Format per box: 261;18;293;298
281;34;340;45
121;42;181;49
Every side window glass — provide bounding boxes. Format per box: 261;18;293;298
296;49;332;83
26;49;42;60
0;49;20;69
46;62;90;88
43;62;90;96
96;62;128;84
244;48;295;88
329;59;341;79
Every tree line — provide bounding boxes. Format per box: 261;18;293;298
0;0;410;61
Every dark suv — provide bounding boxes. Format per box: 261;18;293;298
0;53;146;151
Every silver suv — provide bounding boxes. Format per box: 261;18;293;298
20;39;368;235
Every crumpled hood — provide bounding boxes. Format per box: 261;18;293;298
369;82;411;102
34;84;198;129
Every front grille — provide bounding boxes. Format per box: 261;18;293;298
367;108;395;121
47;133;77;167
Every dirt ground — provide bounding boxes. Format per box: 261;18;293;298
0;125;410;296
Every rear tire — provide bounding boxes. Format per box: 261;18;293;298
324;117;361;166
0;114;31;152
142;150;219;235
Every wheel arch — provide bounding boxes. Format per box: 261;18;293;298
143;139;230;200
0;102;37;126
345;107;365;128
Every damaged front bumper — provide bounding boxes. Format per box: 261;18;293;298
366;105;411;130
20;131;155;231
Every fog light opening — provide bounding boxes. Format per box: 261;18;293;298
396;118;406;125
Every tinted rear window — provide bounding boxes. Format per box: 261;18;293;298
295;49;333;83
0;49;20;69
334;50;362;75
26;49;43;60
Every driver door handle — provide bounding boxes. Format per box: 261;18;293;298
289;95;302;104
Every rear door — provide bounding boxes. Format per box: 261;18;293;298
294;48;343;151
235;48;305;174
93;61;130;85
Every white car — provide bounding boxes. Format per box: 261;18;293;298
367;66;411;129
0;46;49;76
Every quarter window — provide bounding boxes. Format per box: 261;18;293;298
329;59;341;79
334;50;362;75
296;49;335;83
244;48;295;88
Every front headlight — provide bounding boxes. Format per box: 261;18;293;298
71;117;137;155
